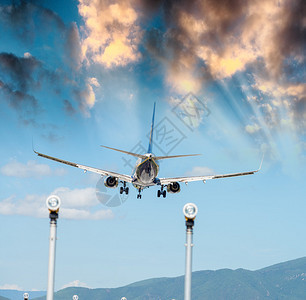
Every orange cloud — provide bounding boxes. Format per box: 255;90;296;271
148;0;304;94
78;0;141;68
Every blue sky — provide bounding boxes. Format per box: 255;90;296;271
0;0;305;292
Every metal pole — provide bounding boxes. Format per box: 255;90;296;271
46;211;58;300
184;219;194;300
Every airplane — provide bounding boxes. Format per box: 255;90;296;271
34;103;262;199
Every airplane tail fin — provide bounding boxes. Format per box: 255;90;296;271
147;102;156;154
101;145;147;159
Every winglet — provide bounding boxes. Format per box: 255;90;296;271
147;102;156;154
258;153;265;171
32;137;37;154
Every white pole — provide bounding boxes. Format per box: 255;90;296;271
46;215;58;300
183;203;197;300
184;222;193;300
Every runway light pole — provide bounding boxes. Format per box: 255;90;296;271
46;195;61;300
183;203;198;300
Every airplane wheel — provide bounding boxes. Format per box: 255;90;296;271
120;187;123;194
125;187;129;194
157;190;161;197
163;190;166;198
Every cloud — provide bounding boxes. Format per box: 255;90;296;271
0;52;42;91
0;283;23;290
143;0;305;95
245;123;261;134
0;79;40;122
61;280;91;290
0;1;65;43
64;22;83;70
0;2;98;119
63;99;76;116
73;78;99;116
0;53;42;122
0;159;66;178
250;76;306;134
0;187;114;220
78;0;142;68
185;166;215;176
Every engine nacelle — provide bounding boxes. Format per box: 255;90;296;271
167;182;181;194
104;176;118;188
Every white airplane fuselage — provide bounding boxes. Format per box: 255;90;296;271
132;154;159;187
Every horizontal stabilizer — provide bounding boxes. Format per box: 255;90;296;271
154;154;201;160
101;145;147;159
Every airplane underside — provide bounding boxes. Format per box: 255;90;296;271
34;102;261;202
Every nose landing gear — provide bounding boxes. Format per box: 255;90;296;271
137;188;142;199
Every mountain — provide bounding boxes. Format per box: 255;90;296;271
4;257;306;300
0;290;45;300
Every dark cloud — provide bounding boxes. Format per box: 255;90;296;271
0;1;91;121
279;0;306;56
0;1;82;72
64;22;82;70
274;0;306;75
143;0;248;53
292;97;306;134
143;0;305;81
0;53;41;91
0;79;40;122
73;84;94;117
1;0;65;43
63;99;76;116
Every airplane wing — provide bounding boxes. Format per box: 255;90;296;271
34;150;133;183
159;164;262;185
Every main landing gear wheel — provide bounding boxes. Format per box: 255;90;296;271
157;186;167;198
120;182;129;195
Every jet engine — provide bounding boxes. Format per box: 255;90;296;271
104;176;118;188
167;182;181;193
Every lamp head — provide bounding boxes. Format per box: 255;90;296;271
46;195;61;212
23;293;29;299
183;203;198;220
73;295;79;300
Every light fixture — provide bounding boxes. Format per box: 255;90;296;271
183;203;198;219
46;195;61;212
23;293;29;300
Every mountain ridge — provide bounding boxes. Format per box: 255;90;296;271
2;257;306;300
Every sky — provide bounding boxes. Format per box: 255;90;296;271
0;0;305;292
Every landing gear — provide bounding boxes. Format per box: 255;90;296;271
137;188;142;199
120;182;129;195
157;186;167;198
